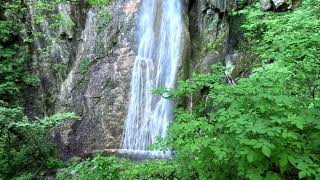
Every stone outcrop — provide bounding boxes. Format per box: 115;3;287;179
260;0;300;11
27;0;238;157
26;0;291;158
27;0;190;158
188;0;230;74
260;0;272;11
28;0;139;157
272;0;292;9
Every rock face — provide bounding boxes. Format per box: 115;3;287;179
28;0;139;157
272;0;291;9
26;0;277;158
259;0;299;11
260;0;272;11
188;0;230;74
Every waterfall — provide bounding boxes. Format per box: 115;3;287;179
121;0;183;157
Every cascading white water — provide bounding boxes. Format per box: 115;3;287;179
121;0;183;157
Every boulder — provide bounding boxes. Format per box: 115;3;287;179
272;0;288;8
260;0;272;11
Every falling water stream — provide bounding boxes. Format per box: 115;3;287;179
121;0;184;158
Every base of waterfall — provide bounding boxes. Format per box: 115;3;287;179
82;149;171;161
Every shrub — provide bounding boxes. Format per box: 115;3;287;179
155;0;320;179
0;107;79;179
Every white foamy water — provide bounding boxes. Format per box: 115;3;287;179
121;0;184;157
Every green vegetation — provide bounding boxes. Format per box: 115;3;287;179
0;108;79;179
88;0;111;6
56;0;320;179
53;63;69;82
56;155;176;180
0;3;39;105
50;14;75;31
0;1;79;179
97;11;112;29
1;0;319;179
156;0;320;179
79;59;93;76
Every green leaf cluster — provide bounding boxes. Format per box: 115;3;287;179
0;106;79;179
0;1;81;179
0;4;40;104
68;1;319;179
154;0;320;179
56;155;177;180
87;0;111;6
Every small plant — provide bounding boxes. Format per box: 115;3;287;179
97;11;112;29
87;0;111;6
95;40;106;58
206;41;217;50
49;14;75;31
53;63;68;81
79;59;93;76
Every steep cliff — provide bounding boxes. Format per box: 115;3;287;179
27;0;252;158
28;0;141;157
188;0;252;78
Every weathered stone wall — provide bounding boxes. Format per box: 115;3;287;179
26;0;274;158
26;0;235;158
188;0;231;74
28;0;140;157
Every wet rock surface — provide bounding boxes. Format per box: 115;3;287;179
28;0;240;158
26;0;289;158
28;0;139;158
188;0;230;74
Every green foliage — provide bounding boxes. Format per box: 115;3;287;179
0;0;84;179
49;14;75;30
87;0;111;6
154;0;320;179
53;63;68;82
0;16;40;104
79;59;93;76
97;11;112;29
164;64;319;179
122;160;177;179
57;155;128;180
56;154;177;180
29;0;76;32
95;40;106;57
0;106;79;179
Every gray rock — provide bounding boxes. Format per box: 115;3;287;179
260;0;272;11
272;0;295;10
188;0;230;74
272;0;287;8
25;0;253;158
208;0;229;12
27;0;190;158
28;0;139;157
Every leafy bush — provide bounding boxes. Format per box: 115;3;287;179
79;59;93;76
56;154;177;180
56;155;128;180
58;1;320;179
152;0;320;179
0;19;39;105
97;11;112;29
87;0;111;6
0;107;79;179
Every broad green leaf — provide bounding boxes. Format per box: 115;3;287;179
262;146;271;158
